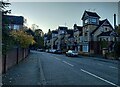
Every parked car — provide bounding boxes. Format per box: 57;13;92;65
37;49;44;52
49;49;56;53
45;49;49;52
66;50;78;57
54;50;62;54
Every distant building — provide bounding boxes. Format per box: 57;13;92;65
57;26;68;50
73;24;83;52
3;15;24;30
65;29;74;50
51;30;58;49
44;33;52;49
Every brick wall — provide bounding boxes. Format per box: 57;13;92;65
2;47;30;73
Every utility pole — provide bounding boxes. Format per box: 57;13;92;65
113;14;117;59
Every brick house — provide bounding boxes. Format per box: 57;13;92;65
81;10;114;55
44;10;116;55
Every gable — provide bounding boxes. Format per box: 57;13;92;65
102;20;111;26
81;11;89;20
102;20;113;31
91;19;113;35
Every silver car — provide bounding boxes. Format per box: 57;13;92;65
66;50;78;57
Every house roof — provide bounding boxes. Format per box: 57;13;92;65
3;15;24;25
98;31;112;37
110;31;119;37
58;26;68;30
91;19;113;35
67;29;74;34
44;34;48;37
47;34;52;40
74;24;82;31
63;29;74;38
52;30;58;34
81;10;100;20
76;26;82;31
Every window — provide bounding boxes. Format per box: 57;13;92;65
85;19;88;24
83;45;89;52
99;38;102;41
14;25;19;30
91;18;97;24
105;28;107;31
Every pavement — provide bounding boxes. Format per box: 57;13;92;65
2;50;120;86
2;51;41;85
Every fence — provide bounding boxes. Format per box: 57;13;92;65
2;47;30;73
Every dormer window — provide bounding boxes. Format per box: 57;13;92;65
91;18;97;24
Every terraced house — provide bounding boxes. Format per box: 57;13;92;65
44;10;117;55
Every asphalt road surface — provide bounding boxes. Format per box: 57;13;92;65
2;50;120;86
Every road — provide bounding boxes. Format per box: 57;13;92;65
2;50;119;86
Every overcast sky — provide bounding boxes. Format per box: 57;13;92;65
10;2;118;33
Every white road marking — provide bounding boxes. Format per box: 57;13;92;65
63;61;74;67
109;66;118;69
81;69;119;87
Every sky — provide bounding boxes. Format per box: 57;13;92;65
9;2;119;33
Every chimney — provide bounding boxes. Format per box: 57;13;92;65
114;14;116;29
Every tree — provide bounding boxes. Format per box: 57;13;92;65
33;29;44;49
116;24;120;35
10;30;35;48
25;28;34;36
100;40;108;49
114;24;120;59
31;24;39;31
1;0;13;55
34;29;44;37
1;0;11;15
47;29;52;35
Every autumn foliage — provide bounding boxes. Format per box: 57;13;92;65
10;30;35;48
